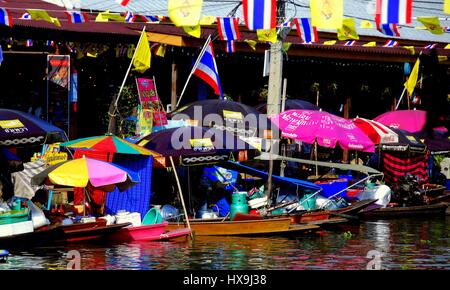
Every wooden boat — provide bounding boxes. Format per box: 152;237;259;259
0;224;62;249
107;222;192;242
359;202;449;219
167;216;319;236
56;221;131;243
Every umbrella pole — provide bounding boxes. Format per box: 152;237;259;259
315;141;318;177
169;156;193;239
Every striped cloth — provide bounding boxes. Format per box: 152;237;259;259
382;152;429;184
11;159;47;199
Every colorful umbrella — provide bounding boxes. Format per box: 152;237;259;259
256;99;320;113
374;110;426;133
60;134;159;156
0;109;67;146
353;118;399;144
270;110;375;152
31;157;139;192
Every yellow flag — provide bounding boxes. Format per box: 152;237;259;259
438;56;448;62
337;18;359;40
27;9;60;27
360;20;373;29
414;26;428;30
283;42;292;52
200;16;216;25
257;29;277;43
95;11;125;22
363;42;376;47
403;46;415;55
310;0;343;29
133;30;151;73
182;25;201;38
445;44;450;49
445;0;450;14
156;44;167;57
244;39;257;51
417;17;444;34
404;58;420;96
323;40;336;45
168;0;203;27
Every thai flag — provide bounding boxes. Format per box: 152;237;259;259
281;20;293;27
217;17;240;41
193;39;223;97
375;0;412;25
116;0;131;6
445;27;450;33
0;8;13;27
243;0;277;30
46;40;55;46
26;39;33;47
144;15;161;23
424;43;437;49
344;40;357;46
124;11;135;23
376;22;400;37
20;13;31;20
383;40;399;47
65;11;88;24
294;18;318;44
226;41;236;53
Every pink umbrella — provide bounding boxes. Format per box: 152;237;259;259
374;110;426;133
271;110;375;152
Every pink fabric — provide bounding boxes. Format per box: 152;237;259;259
271;110;375;152
374;110;426;133
85;158;127;187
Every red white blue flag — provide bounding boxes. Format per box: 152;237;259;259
424;43;437;49
0;8;12;27
26;39;33;47
144;15;163;23
383;40;399;47
124;11;135;23
294;18;318;43
217;17;240;41
375;0;412;25
20;13;31;20
344;40;357;46
376;22;400;37
65;11;89;24
243;0;277;30
116;0;131;6
226;41;236;53
194;39;223;98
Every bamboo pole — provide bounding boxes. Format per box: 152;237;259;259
169;156;193;239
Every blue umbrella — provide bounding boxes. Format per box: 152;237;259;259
0;109;67;146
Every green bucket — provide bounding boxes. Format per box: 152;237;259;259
142;208;164;225
0;209;30;225
299;194;316;211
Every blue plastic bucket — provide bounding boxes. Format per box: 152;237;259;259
142;208;164;225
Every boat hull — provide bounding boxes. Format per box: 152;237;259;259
360;202;449;219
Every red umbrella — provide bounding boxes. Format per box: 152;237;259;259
354;118;399;144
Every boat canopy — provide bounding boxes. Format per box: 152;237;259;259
256;153;382;175
222;161;322;192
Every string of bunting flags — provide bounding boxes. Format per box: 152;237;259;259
2;1;450;55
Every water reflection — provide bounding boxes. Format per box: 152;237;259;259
1;218;449;270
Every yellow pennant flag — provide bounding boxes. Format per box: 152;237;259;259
168;0;203;27
438;56;448;62
27;9;61;27
95;11;125;22
182;25;201;38
310;0;343;29
323;40;336;45
445;44;450;49
257;29;277;43
337;18;359;40
283;42;292;52
403;46;415;55
360;20;373;29
200;16;216;25
445;0;450;14
156;44;167;57
244;39;257;51
363;42;377;47
133;30;151;73
417;17;444;34
404;58;420;96
414;26;428;30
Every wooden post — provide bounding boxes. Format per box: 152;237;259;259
169;156;193;239
342;96;351;163
171;62;178;111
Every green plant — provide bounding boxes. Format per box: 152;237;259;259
343;231;353;239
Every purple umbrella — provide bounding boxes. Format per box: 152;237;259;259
271;110;375;152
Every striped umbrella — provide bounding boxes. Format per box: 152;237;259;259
60;134;159;156
353;118;399;144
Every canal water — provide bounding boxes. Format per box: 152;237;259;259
1;217;449;270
